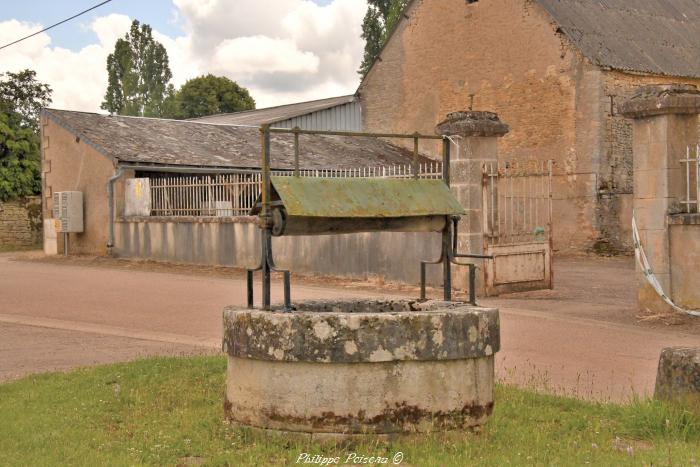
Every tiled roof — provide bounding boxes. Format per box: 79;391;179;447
44;108;430;170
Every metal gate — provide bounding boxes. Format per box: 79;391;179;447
481;159;553;295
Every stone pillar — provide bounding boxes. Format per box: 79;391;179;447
619;85;700;313
435;111;509;291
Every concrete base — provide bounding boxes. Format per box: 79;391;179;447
223;299;500;437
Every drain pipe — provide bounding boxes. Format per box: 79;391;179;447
107;167;124;256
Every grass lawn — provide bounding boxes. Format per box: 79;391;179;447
0;356;699;466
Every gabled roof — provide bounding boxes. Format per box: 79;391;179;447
44;109;428;170
361;0;700;82
537;0;700;79
189;95;356;125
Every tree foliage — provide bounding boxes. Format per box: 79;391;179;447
169;74;255;119
358;0;408;77
101;20;174;117
0;112;41;201
0;70;52;132
0;69;51;201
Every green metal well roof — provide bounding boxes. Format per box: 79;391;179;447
268;176;464;218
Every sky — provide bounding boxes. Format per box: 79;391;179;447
0;0;367;111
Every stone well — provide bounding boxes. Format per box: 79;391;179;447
223;299;500;438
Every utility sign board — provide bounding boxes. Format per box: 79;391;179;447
53;191;84;233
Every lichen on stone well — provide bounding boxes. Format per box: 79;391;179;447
223;299;500;364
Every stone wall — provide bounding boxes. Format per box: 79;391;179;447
358;0;700;255
359;0;598;254
0;197;42;249
597;72;700;254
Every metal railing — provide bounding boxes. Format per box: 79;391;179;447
148;162;443;217
681;145;699;213
483;159;553;246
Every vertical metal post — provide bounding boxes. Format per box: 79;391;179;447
260;125;272;310
696;144;700;213
442;137;451;187
247;270;254;309
283;271;291;310
442;137;452;301
63;232;69;256
293;126;300;177
420;263;427;300
443;223;452;302
686;146;691;213
412;134;419;179
468;264;477;306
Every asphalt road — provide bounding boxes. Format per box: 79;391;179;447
1;253;698;401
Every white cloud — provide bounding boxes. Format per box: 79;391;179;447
0;0;368;111
213;36;320;75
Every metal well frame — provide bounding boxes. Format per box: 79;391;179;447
247;125;486;311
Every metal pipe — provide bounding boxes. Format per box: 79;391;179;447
412;134;419;179
106;167;124;255
443;223;452;302
269;127;443;140
261;125;272;310
442;137;451;187
293;127;300;176
63;232;69;256
247;270;254;309
283;271;291;311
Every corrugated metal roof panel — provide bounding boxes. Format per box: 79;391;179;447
189;95;356;125
268;177;464;218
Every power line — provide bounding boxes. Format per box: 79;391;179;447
0;0;114;51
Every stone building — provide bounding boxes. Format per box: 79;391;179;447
357;0;700;254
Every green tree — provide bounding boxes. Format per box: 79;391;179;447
0;111;41;201
171;74;255;119
101;20;174;117
0;70;51;201
0;70;52;132
358;0;408;77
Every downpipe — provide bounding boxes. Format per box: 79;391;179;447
106;167;124;256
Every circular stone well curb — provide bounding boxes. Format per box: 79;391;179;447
223;299;500;363
223;299;500;437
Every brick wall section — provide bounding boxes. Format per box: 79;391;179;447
0;197;42;248
358;0;700;255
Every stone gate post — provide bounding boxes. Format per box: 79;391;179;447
436;111;509;292
620;85;700;313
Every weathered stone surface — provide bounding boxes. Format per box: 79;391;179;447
223;299;499;363
225;356;494;436
0;197;42;248
654;347;700;404
435;111;509;138
619;84;700;119
224;299;500;437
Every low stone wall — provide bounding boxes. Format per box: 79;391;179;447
669;214;700;309
114;217;447;285
0;197;42;249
